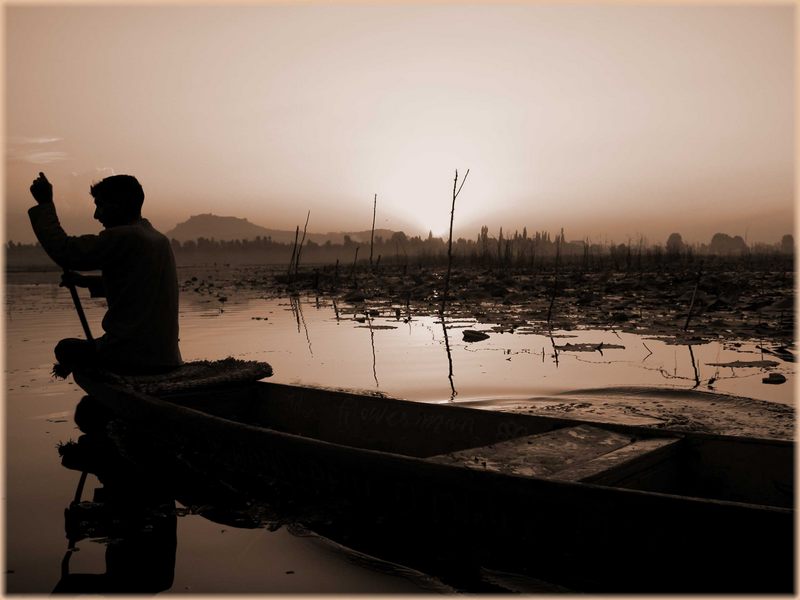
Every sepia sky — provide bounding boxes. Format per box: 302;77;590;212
4;3;795;245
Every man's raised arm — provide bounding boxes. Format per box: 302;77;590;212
28;172;108;271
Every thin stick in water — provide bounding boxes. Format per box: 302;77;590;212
440;168;469;316
351;246;360;287
546;228;563;327
369;193;377;269
294;210;311;275
287;226;300;277
684;262;704;331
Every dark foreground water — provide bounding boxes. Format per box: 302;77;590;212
4;270;794;593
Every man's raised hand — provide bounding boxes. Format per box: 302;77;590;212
30;172;53;205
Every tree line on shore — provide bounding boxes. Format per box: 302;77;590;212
6;227;794;269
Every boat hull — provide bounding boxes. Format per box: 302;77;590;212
72;375;794;593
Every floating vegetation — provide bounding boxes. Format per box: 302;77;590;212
554;342;625;353
706;360;780;369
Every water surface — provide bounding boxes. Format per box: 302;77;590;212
4;275;794;592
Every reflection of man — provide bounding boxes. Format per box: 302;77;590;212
53;497;178;594
28;172;182;375
54;430;177;594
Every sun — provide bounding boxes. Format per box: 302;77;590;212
361;151;480;240
377;188;458;240
417;213;453;239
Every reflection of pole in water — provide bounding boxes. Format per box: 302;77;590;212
673;349;677;376
645;342;724;390
297;300;313;357
365;309;379;388
687;344;700;388
549;333;559;368
291;295;313;356
289;295;301;333
441;316;457;401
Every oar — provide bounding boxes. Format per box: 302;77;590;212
61;270;94;341
60;471;89;579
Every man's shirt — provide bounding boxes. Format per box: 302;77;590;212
29;203;182;368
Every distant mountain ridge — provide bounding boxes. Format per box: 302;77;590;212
165;213;399;245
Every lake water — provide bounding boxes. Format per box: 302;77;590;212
4;271;795;593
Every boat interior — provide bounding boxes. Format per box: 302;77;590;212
166;381;793;509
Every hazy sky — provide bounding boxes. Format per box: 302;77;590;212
5;3;795;244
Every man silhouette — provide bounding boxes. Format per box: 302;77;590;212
29;172;182;375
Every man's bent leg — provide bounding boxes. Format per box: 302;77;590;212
57;338;179;376
54;338;99;376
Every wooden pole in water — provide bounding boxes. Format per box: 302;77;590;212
546;229;563;327
287;226;300;277
684;262;704;332
294;211;311;275
440;168;469;317
351;246;360;287
369;193;377;269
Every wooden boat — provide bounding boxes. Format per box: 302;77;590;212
72;366;794;593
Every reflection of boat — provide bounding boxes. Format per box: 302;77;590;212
72;370;794;593
56;418;468;593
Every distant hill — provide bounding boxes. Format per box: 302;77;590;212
165;213;400;245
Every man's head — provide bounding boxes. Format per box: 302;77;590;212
90;175;144;228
